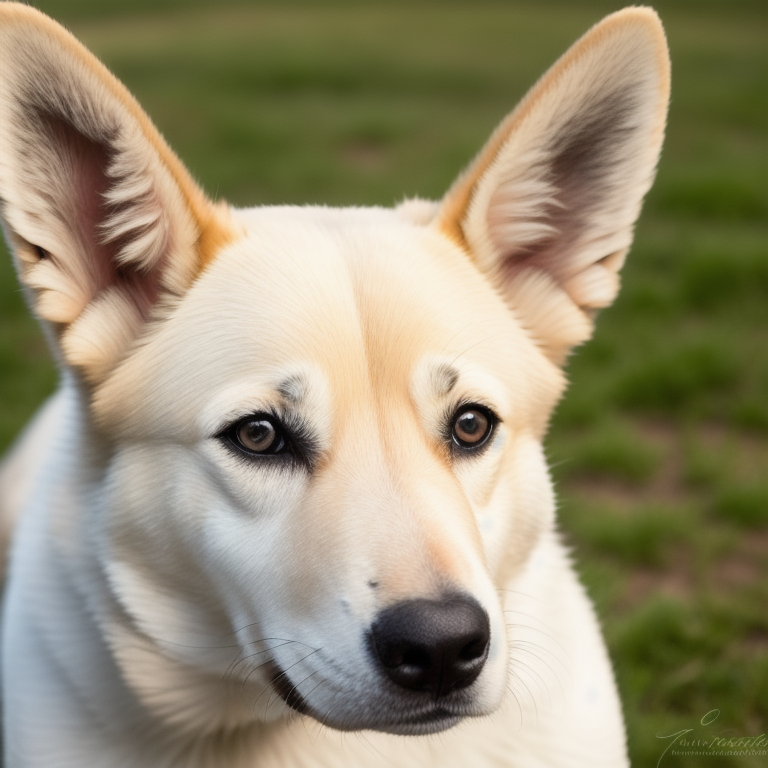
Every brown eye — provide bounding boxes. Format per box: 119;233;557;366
451;406;494;450
234;417;285;454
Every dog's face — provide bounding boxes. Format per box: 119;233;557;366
92;206;564;732
0;4;668;737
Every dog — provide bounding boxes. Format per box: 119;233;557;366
0;4;669;766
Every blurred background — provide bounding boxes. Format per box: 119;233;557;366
0;1;765;764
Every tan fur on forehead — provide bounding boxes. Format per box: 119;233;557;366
350;230;564;429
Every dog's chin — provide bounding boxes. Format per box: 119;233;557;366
266;662;465;735
322;707;464;736
367;710;464;736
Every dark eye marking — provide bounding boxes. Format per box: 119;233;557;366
449;404;498;453
217;412;317;469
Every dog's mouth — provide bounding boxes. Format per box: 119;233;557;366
378;708;463;736
267;661;313;717
266;661;465;734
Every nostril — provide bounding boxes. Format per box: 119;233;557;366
401;648;430;668
459;636;487;661
369;594;490;698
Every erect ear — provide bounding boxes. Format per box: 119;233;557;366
0;4;239;383
435;8;670;366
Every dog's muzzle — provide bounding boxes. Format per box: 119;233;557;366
266;593;492;734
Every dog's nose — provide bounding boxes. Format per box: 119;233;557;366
369;595;490;698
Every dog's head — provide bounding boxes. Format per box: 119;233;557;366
0;4;668;737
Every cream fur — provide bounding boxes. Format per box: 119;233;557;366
0;5;669;767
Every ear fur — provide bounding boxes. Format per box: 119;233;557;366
0;4;239;382
436;7;670;365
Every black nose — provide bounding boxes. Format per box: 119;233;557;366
369;594;490;698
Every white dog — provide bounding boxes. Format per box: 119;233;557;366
0;4;669;766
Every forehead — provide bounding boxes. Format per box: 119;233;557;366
94;206;561;434
217;207;531;376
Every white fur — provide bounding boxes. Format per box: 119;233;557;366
0;5;669;767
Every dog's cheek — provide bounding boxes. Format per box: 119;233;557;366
490;437;557;587
451;430;553;574
98;445;308;648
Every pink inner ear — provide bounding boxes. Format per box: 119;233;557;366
489;88;643;292
37;108;159;319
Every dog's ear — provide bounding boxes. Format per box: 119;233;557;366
436;8;670;365
0;4;238;383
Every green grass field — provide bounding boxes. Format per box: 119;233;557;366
1;1;766;764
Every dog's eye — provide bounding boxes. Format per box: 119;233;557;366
231;416;286;455
451;405;495;451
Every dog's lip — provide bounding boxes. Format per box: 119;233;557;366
266;660;465;733
266;661;313;716
391;707;463;727
409;707;457;723
373;707;464;736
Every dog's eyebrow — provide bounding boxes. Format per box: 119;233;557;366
432;364;459;397
276;375;306;404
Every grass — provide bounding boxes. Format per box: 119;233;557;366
1;1;767;765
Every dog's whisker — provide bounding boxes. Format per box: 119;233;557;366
353;728;390;761
226;646;283;685
504;618;571;656
313;692;339;737
249;648;321;715
508;637;570;671
243;652;296;694
505;683;525;724
507;656;556;707
508;648;567;699
221;638;309;684
301;675;326;702
285;669;319;709
511;670;540;725
495;588;543;601
447;334;503;368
